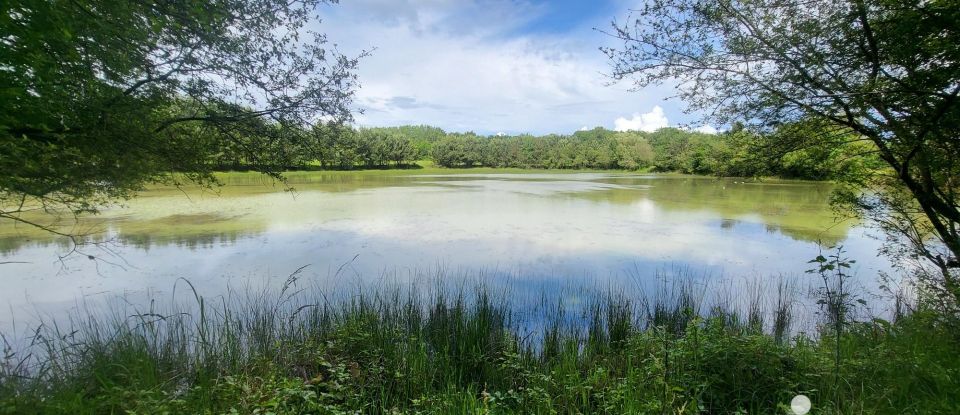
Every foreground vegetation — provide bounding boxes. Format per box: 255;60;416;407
1;275;956;414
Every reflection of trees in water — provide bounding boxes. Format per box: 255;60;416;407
0;211;266;254
118;230;259;250
0;235;74;255
648;177;836;208
720;218;739;230
714;216;845;245
764;223;845;246
581;176;851;243
115;212;265;249
0;229;261;255
0;214;113;255
209;171;417;194
0;174;851;255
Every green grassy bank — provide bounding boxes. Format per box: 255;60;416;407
1;279;957;414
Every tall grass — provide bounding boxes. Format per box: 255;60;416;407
0;270;957;414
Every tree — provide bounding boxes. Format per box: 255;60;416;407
647;128;693;172
770;120;882;181
431;133;485;167
1;0;360;237
604;0;960;305
614;131;655;171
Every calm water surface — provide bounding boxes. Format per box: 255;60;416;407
0;171;891;329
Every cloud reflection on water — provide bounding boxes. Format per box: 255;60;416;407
0;172;887;332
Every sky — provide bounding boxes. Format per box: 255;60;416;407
314;0;716;136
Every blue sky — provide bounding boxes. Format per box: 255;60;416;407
513;0;621;34
315;0;716;135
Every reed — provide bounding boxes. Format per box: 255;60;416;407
0;270;956;414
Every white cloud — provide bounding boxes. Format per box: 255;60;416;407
613;106;669;132
314;1;691;135
694;125;719;134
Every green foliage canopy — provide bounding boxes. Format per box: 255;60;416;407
0;0;360;229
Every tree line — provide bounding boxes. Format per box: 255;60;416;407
428;123;876;180
212;121;876;181
205;124;442;171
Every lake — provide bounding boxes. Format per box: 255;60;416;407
0;170;891;331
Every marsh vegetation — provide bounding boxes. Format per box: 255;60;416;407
3;269;958;414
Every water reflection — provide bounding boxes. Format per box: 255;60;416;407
0;172;886;331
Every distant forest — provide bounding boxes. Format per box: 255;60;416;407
212;122;879;181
